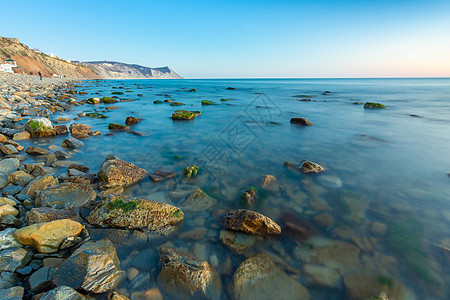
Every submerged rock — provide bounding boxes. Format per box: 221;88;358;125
282;212;315;241
87;194;184;230
364;102;386;108
224;209;281;236
157;247;221;299
149;169;176;182
284;160;325;174
125;116;142;125
37;182;96;209
231;253;309;300
179;188;217;212
13;219;83;253
261;175;280;192
52;239;125;293
182;165;199;181
61;137;85;149
97;155;148;188
219;230;256;254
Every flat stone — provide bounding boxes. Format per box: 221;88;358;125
0;272;20;289
149;169;176;182
28;266;55;293
25;146;50;156
39;285;88;300
284;160;325;173
224;209;281;236
20;174;58;198
26;207;82;224
54;151;71;159
61;137;84;149
231;253;309;300
157;247;221;299
52;239;125;293
179;188;217;212
7;171;34;186
97;155;148;188
13;219;83;253
37;182;96;209
0;204;19;218
0;228;22;251
0;145;19;155
0;158;20;176
87;194;184;231
0;286;24;300
303;264;341;288
219;230;255;254
0;248;32;272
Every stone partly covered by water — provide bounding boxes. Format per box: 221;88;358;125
52;239;125;293
26;207;82;224
231;253;309;300
224;209;281;236
25;117;55;137
13;219;83;253
284;160;325;173
97;155;149;188
36;182;96;209
171;110;201;120
157;247;222;299
179;187;218;212
87;194;184;231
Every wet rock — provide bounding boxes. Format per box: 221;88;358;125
7;171;34;186
171;110;201;120
157;247;221;299
309;197;332;212
108;123;129;131
0;158;20;176
282;212;315;241
68;164;89;173
130;288;163;300
61;137;85;149
127;267;139;281
25;146;50;156
179;188;217;212
52;239;125;293
0;248;32;272
370;222;387;237
13;219;83;253
28;266;55;293
313;213;335;227
97;155;148;188
337;190;369;225
343;273;395;300
16;265;32;276
224;209;281;236
54;151;71;160
240;187;258;207
231;253;309;300
0;228;21;250
0;145;19;155
20;174;58;198
37;183;96;209
284;160;325;173
38;285;87;300
54;125;68;135
179;228;207;240
111;292;130;300
219;230;256;254
0;204;19;218
25;118;56;137
0;286;24;300
2;185;23;196
26;207;82;224
182;165;199;181
364;102;386;108
125;116;142;125
54;117;71;124
87;97;101;104
303;264;341;288
290;117;312;126
261;175;280;192
150;169;176;182
69;123;92;138
0;271;20;289
87;194;184;230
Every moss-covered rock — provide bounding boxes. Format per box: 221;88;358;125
86;112;108;119
182;165;199;180
364;102;386;108
220;98;230;101
153;100;164;104
187;88;196;92
171;110;201;120
25;118;56;138
170;102;184;106
102;97;118;104
201;100;217;105
87;97;101;104
111;91;124;95
87;194;184;230
108;123;129;131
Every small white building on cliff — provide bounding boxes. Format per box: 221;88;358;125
0;59;17;73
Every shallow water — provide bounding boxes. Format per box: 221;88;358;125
28;78;450;299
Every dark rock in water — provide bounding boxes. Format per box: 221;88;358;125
179;187;217;212
282;212;315;241
224;209;281;236
157;247;221;299
125;116;142;125
39;285;88;300
410;114;421;118
37;182;96;209
54;125;68;135
67;164;89;173
170;102;184;106
201;100;217;105
62;137;85;149
52;239;125;293
25;146;50;156
322;91;332;95
226;87;237;90
290;117;312;126
54;151;71;160
284;160;325;173
240;187;258;207
153;100;164;104
364;102;386;108
230;253;309;300
219;230;256;254
26;207;82;224
108;123;129;131
0;286;24;300
87;194;184;231
97;155;148;188
171;110;201;120
28;266;55;293
0;144;19;155
150;169;176;182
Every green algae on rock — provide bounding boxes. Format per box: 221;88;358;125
182;165;199;180
201;100;217;105
102;96;118;104
87;194;184;230
25;118;56;138
171;110;201;120
364;102;386;108
108;123;129;131
170;102;184;106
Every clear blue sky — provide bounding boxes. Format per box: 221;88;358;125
2;0;450;78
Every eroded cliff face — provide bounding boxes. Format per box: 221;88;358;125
0;38;98;79
84;61;183;79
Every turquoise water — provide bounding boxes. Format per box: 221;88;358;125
34;78;450;298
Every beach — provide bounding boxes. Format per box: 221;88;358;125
0;73;449;299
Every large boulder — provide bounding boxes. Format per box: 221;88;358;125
20;174;58;198
157;247;221;299
52;239;125;293
25;118;56;138
87;194;184;231
224;209;281;236
97;155;149;188
37;183;96;209
13;219;83;253
230;253;309;300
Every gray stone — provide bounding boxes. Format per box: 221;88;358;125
37;183;96;209
0;272;20;289
0;228;22;251
0;248;32;272
2;186;23;196
28;266;55;293
61;137;84;149
0;145;19;156
0;286;24;300
25;146;50;156
15;265;32;276
54;151;71;160
39;285;87;300
179;188;217;212
20;174;58;198
26;207;82;224
0;158;19;176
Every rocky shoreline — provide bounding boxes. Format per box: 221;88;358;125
0;72;446;300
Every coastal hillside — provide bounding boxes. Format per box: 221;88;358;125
84;61;183;79
0;37;98;79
